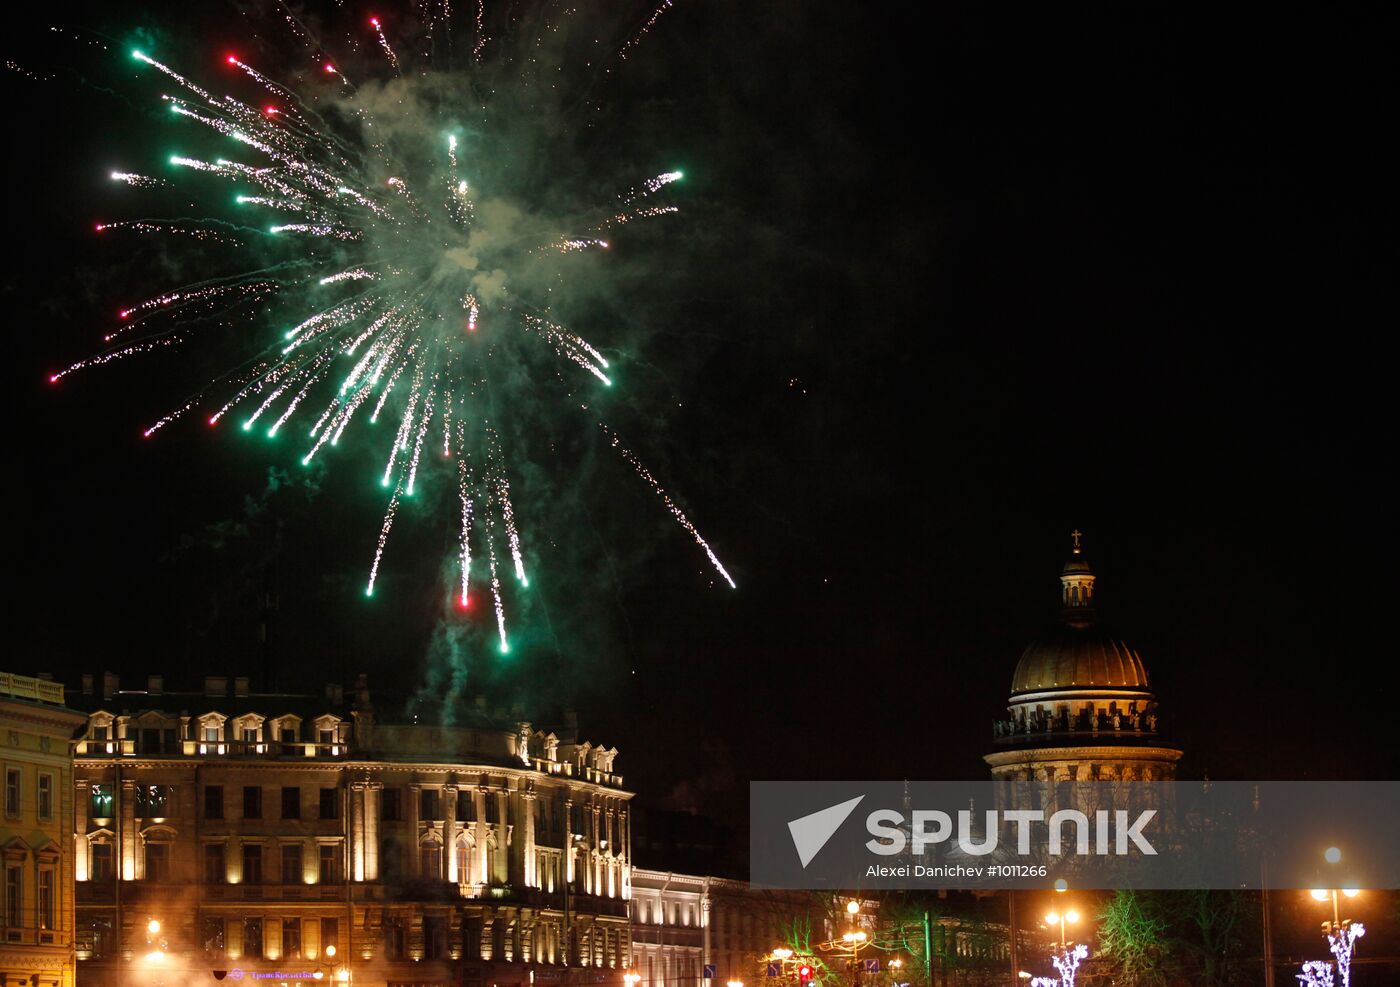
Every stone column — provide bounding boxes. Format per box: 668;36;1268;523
563;799;575;884
474;787;489;888
605;807;617;897
75;779;90;882
366;781;381;881
350;780;365;881
494;789;509;884
701;889;711;980
407;782;421;878
593;804;604;894
120;778;137;881
444;784;459;884
619;808;631;899
521;789;537;889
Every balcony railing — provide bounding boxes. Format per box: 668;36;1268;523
0;672;65;705
75;739;348;758
529;758;623;787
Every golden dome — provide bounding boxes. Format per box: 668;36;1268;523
1010;627;1151;695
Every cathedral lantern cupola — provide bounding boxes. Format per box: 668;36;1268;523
1059;529;1096;627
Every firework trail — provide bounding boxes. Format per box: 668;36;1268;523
48;1;732;642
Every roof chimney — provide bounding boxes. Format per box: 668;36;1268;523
234;676;250;697
148;675;163;696
81;673;94;696
204;676;228;697
102;672;119;701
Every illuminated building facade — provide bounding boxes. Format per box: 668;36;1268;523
0;672;87;987
70;674;632;987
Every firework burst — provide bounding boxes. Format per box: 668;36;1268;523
49;1;733;649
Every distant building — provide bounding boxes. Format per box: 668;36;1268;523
0;672;87;987
986;534;1183;785
629;871;705;987
69;673;632;987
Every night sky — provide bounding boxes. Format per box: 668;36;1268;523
9;2;1396;830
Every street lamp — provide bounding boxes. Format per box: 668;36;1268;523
313;945;350;985
624;972;641;987
1043;910;1079;950
843;930;869;986
1310;847;1361;933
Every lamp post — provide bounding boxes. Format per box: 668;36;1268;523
313;945;351;986
1042;909;1079;951
142;917;168;987
1310;846;1361;935
1302;846;1364;987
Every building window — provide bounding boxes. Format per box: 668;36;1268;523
136;785;170;818
318;729;334;745
281;918;302;959
281;786;301;820
243;917;264;958
241;727;259;743
455;845;471;885
420;844;442;880
319;788;339;820
5;768;20;816
320;917;339;957
318;844;340;884
242;843;263;883
38;868;55;929
91;784;114;818
485;794;499;825
381;788;402;821
243;786;262;820
38;774;53;820
383;917;406;960
204;843;226;884
420;788;441;821
204;785;224;820
145;843;171;882
457;789;475;822
91;841;114;881
87;915;115;958
281;844;303;884
202;916;225;956
424;916;447;959
202;724;221;742
5;864;21;926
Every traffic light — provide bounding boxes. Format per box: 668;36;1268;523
797;965;814;984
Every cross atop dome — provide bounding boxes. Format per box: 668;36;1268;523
1071;528;1083;553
